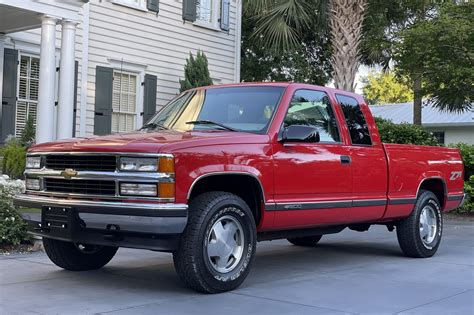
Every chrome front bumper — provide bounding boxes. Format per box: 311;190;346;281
14;194;188;237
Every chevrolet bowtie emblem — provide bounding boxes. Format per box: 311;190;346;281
61;168;77;179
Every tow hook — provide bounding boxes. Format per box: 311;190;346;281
103;224;123;241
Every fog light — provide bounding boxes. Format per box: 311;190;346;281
120;183;157;197
26;178;40;190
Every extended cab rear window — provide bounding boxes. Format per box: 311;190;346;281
336;94;372;145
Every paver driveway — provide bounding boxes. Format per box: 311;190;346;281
1;219;473;315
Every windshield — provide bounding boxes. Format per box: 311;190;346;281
144;86;285;134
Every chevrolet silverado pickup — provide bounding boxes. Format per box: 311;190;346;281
14;83;466;293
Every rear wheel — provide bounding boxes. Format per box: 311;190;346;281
173;192;256;293
43;238;118;271
287;235;322;247
396;190;443;258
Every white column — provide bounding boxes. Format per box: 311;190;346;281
57;20;77;140
0;35;5;117
36;15;58;144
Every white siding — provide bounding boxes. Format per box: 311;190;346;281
84;0;240;135
427;126;474;145
4;0;241;137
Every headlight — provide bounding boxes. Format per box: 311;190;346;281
26;156;41;169
25;178;41;190
119;157;158;172
120;183;157;196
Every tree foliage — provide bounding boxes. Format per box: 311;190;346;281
374;117;439;146
394;2;473;113
179;51;213;93
241;5;332;85
362;71;412;104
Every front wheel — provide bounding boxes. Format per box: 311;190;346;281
396;190;443;258
173;192;256;293
43;238;118;271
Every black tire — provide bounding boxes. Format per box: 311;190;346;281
287;235;322;247
396;190;443;258
43;238;118;271
173;191;257;293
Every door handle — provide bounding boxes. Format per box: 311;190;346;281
94;112;104;116
340;155;351;164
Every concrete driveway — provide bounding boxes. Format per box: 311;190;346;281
1;219;473;315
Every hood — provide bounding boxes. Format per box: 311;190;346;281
29;130;269;154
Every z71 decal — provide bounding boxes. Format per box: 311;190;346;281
450;171;462;181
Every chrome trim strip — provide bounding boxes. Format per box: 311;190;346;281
25;169;174;182
24;191;175;203
27;152;174;158
14;194;187;215
265;198;388;211
447;194;465;201
187;171;266;201
388;198;417;205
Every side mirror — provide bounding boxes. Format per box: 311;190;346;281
280;125;320;143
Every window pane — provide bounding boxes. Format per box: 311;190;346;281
197;0;212;23
337;94;372;145
148;86;284;134
283;90;340;143
112;71;137;133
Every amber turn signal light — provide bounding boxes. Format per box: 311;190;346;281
158;157;175;173
158;182;175;199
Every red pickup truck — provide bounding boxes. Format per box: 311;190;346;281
15;83;465;293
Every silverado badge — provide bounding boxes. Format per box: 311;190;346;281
60;168;77;179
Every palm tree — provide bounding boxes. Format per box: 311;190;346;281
245;0;367;92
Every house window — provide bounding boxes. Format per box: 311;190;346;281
432;131;445;145
197;0;213;23
112;71;138;133
16;55;39;136
112;0;148;11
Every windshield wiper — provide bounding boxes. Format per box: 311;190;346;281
186;120;236;132
140;122;168;131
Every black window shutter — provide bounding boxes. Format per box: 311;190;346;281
143;74;157;124
1;49;18;144
94;66;113;135
147;0;159;13
183;0;197;22
72;60;78;137
220;0;230;31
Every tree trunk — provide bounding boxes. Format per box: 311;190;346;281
413;76;422;125
330;0;367;92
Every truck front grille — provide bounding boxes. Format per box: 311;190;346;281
44;155;117;171
44;178;116;196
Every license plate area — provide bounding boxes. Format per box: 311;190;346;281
42;206;74;233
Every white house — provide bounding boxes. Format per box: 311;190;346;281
0;0;242;144
369;102;474;145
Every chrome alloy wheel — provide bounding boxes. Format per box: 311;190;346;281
419;205;438;248
206;214;244;273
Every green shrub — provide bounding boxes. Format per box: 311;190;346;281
0;177;28;246
374;117;439;146
179;50;213;92
0;138;26;179
20;115;36;147
449;143;474;181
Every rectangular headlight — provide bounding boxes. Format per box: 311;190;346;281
120;183;157;197
25;178;41;190
119;157;158;172
26;156;41;169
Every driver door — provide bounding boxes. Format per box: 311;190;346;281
272;89;352;228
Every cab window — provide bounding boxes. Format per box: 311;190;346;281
283;90;341;143
337;94;372;145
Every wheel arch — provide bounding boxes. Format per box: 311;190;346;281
417;176;447;208
187;172;266;225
